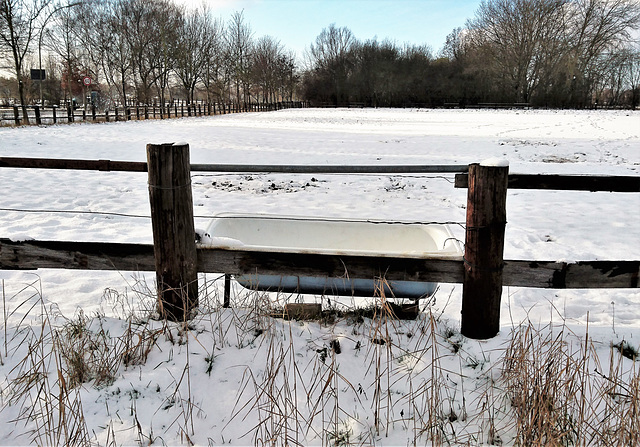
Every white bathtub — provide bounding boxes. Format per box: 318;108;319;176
202;214;462;299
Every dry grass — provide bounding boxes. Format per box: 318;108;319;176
1;276;639;446
495;319;640;446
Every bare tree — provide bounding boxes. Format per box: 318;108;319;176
199;10;223;104
278;50;298;101
251;35;284;102
173;4;211;104
308;23;354;69
0;0;50;123
119;0;180;105
149;0;181;111
45;1;84;104
467;0;569;103
441;27;468;61
566;0;640;105
308;23;355;105
226;10;253;104
627;45;640;108
81;0;134;106
121;0;152;103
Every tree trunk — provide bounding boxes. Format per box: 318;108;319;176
18;80;30;125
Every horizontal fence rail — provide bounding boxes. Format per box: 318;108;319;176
455;173;640;192
0;157;469;174
2;239;638;289
0;157;148;172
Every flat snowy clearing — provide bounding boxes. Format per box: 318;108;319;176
0;108;638;445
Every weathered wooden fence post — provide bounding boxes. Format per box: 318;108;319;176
13;106;20;125
147;142;199;321
461;161;509;339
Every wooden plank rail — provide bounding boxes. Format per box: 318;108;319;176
455;173;640;192
0;157;468;174
503;260;639;289
1;239;638;289
0;157;148;172
0;239;155;271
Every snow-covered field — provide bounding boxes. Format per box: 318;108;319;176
0;108;639;445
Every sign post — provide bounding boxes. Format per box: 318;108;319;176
82;77;92;111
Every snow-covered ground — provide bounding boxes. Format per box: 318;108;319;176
0;108;639;445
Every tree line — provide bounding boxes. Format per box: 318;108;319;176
1;0;297;124
302;0;640;109
2;0;640;124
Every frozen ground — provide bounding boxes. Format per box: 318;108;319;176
0;108;639;445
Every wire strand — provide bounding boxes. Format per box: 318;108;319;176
0;207;466;228
193;214;467;228
0;207;151;219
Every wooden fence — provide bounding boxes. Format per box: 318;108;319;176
0;101;308;126
0;150;638;338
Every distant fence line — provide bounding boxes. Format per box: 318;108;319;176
313;101;633;110
314;102;534;109
0;101;309;126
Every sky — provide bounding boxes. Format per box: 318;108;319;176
203;0;483;61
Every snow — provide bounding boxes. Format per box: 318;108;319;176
205;236;245;247
8;234;34;242
480;157;509;167
0;108;639;445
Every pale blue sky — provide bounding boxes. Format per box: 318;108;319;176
206;0;482;60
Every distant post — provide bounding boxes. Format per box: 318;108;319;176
147;142;199;321
461;162;509;339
